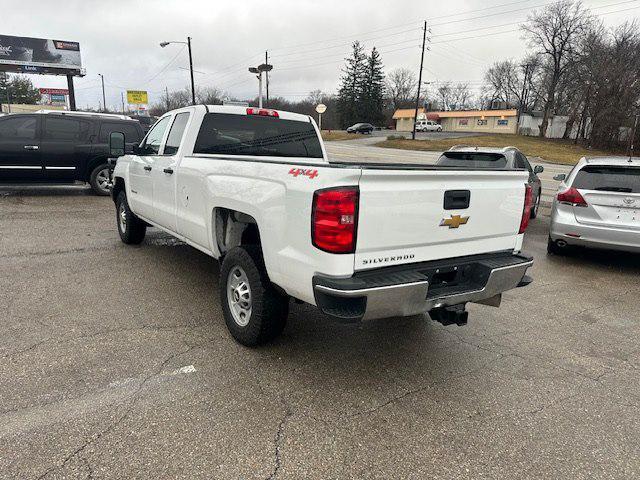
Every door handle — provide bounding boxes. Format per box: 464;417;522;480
163;168;174;174
24;145;39;150
143;165;152;171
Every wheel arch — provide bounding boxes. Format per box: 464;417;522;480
212;207;262;258
85;156;109;181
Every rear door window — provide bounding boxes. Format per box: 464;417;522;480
162;113;190;155
436;152;508;169
43;117;92;142
0;116;37;139
193;113;322;158
99;122;141;143
573;165;640;193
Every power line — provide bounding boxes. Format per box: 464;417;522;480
142;45;186;85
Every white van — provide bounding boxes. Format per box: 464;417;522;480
415;120;442;132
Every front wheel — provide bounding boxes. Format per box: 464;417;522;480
220;246;289;346
89;164;111;196
116;191;146;244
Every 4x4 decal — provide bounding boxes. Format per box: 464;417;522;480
288;167;318;179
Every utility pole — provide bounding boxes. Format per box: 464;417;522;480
165;86;170;111
187;36;196;105
98;74;106;112
517;63;532;132
121;92;125;114
265;51;269;106
412;21;429;140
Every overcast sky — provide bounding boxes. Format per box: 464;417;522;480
3;0;638;110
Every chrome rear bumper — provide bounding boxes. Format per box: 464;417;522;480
313;252;533;321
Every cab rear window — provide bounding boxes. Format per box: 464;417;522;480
436;152;508;169
573;166;640;193
193;113;322;158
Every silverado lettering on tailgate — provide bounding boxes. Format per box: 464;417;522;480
362;254;415;266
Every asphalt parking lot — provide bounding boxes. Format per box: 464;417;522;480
1;187;639;479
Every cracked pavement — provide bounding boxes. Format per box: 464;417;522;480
1;187;639;479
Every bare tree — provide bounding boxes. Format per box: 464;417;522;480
385;67;417;109
450;83;471;110
196;86;224;105
437;82;452;110
484;60;521;107
307;89;325;105
522;0;593;136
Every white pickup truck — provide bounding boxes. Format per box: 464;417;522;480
109;105;534;346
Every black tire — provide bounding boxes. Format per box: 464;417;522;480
530;189;541;219
116;191;146;245
547;236;563;255
220;246;289;346
89;163;111;196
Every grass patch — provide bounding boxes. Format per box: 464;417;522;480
321;130;357;141
376;134;615;165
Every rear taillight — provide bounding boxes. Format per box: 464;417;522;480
519;184;533;234
557;187;587;207
312;187;359;253
246;107;279;117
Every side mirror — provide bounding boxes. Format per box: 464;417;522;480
534;165;544;174
553;173;566;181
109;131;125;158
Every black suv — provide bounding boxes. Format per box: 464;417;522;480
0;111;144;195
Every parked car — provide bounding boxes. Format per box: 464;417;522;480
415;120;442;132
110;105;534;346
346;122;374;134
0;110;144;195
437;146;544;218
548;156;639;254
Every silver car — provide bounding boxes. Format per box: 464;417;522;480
548;156;640;254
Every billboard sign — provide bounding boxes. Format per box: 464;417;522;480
127;90;148;104
39;88;69;95
0;35;82;73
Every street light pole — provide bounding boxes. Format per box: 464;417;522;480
98;73;106;112
248;63;273;109
160;37;196;105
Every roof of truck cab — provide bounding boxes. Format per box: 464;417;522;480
203;104;312;122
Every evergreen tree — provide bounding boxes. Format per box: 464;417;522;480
0;74;40;105
337;41;367;128
361;47;385;125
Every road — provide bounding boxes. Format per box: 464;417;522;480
325;138;572;206
1;183;639;478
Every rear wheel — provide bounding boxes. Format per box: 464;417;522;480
89;164;111;196
220;246;289;346
116;191;146;244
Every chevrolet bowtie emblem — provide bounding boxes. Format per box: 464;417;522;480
440;214;469;229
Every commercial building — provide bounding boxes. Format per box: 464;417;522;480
392;108;519;134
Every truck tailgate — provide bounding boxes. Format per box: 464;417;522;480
355;168;528;271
